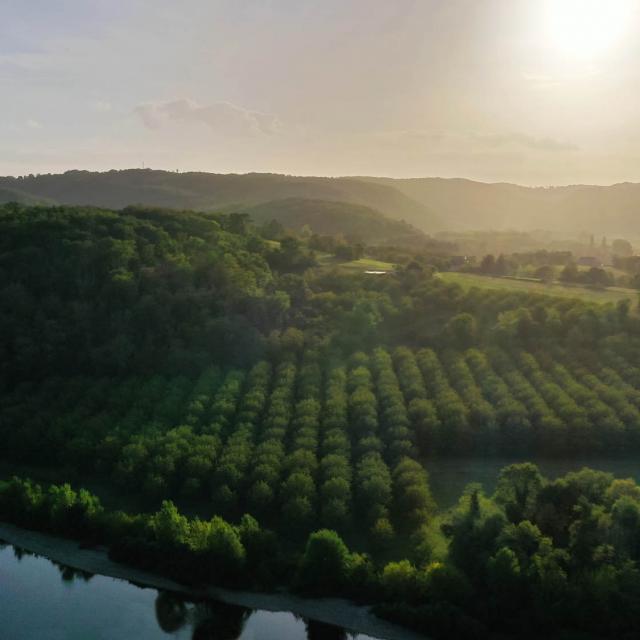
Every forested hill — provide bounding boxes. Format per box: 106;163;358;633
0;186;53;206
0;170;440;232
0;203;290;383
363;176;640;235
242;197;427;245
10;170;640;236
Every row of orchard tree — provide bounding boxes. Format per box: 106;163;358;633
5;343;640;533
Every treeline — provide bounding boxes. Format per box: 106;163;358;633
0;475;428;598
3;465;640;639
469;250;625;288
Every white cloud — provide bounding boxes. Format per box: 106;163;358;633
475;132;578;152
376;129;578;153
91;100;113;113
25;119;42;129
134;98;281;136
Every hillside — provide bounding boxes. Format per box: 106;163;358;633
0;204;286;382
0;186;54;206
0;170;440;232
363;176;640;236
243;197;426;245
9;170;640;237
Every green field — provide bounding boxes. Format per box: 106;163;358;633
340;257;394;271
440;271;637;305
317;255;395;272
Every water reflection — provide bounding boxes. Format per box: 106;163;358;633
191;602;250;640
155;593;251;639
9;544;95;584
153;593;359;640
13;544;26;560
0;542;379;640
58;563;94;583
306;619;348;640
155;592;188;633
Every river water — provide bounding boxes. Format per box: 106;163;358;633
427;455;640;509
0;544;380;640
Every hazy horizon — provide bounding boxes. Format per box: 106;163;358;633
4;0;640;185
6;166;640;190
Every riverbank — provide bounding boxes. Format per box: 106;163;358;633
0;522;424;640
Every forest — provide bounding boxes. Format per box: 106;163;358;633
3;202;640;638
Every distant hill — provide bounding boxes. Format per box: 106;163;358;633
243;197;426;245
0;186;54;206
0;169;440;232
8;170;640;236
361;177;640;236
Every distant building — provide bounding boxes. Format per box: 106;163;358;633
578;256;602;268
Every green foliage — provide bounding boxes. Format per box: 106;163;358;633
297;529;354;594
245;197;424;246
3;463;640;638
445;313;477;349
5;201;640;639
0;204;278;383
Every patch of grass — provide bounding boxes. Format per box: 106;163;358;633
439;271;637;306
338;258;395;272
315;255;395;272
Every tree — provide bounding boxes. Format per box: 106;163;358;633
152;500;189;546
535;265;555;284
205;516;246;577
298;529;353;593
445;313;477;349
480;254;496;273
381;560;424;603
560;262;579;282
495;463;544;523
612;239;633;258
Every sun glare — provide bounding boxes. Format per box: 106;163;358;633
546;0;633;58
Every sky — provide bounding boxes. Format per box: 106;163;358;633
2;0;640;185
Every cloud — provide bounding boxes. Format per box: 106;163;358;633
475;132;579;152
91;100;112;113
376;129;578;153
26;119;42;129
134;99;281;136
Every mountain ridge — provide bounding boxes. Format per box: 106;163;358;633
4;169;640;235
0;169;442;233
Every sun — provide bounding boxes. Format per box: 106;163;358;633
545;0;633;59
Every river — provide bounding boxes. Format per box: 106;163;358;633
427;455;640;509
0;543;382;640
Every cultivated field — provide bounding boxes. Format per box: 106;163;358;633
440;271;637;306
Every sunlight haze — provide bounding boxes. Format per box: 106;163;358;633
7;4;640;639
3;0;640;185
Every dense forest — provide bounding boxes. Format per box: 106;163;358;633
3;202;640;638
